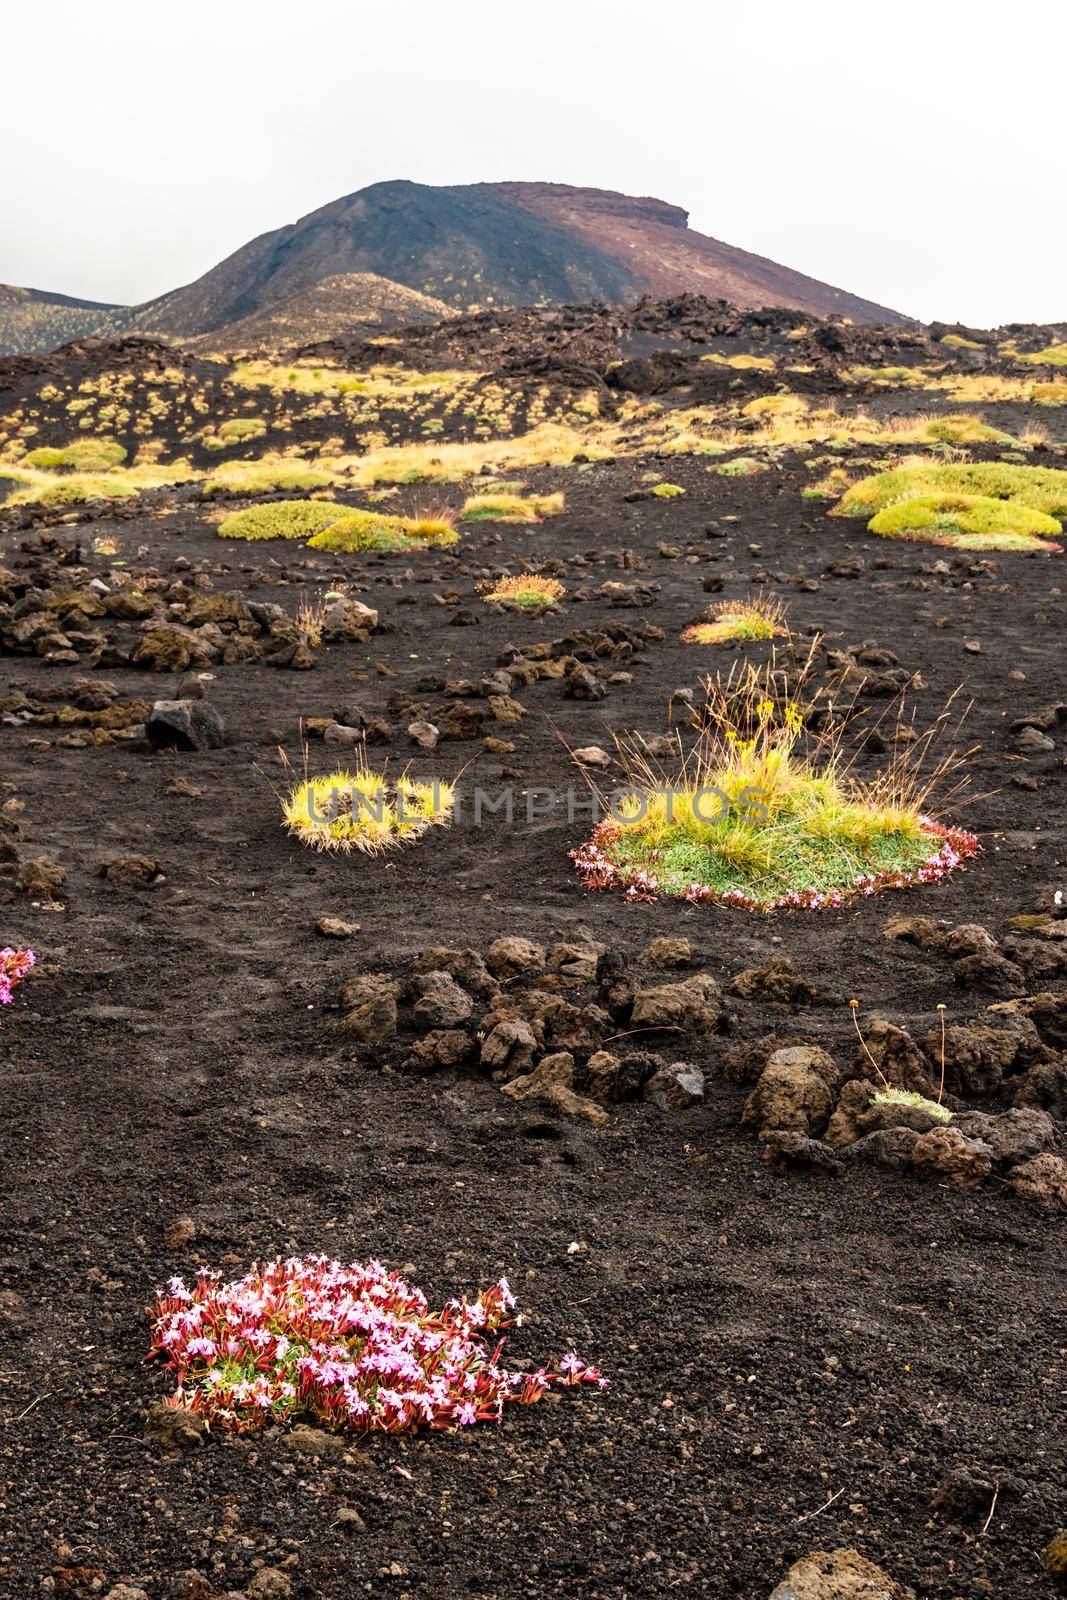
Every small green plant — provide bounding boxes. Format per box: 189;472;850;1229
649;482;685;498
204;457;335;497
681;594;788;645
870;1087;952;1123
922;412;1015;446
571;654;978;911
480;574;565;607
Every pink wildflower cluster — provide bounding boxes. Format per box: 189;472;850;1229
149;1254;605;1435
571;822;980;913
0;947;35;1005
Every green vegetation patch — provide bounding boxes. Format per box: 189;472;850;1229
834;460;1067;520
308;508;458;553
22;438;127;471
217;500;341;541
868;493;1062;551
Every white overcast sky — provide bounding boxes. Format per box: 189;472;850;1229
3;0;1064;327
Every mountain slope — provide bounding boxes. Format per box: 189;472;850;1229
182;273;454;352
0;283;126;357
486;182;898;322
1;178;907;356
128;181;639;338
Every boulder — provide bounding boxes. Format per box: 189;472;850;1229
630;974;721;1035
146;698;225;751
910;1125;993;1187
411;970;473;1029
743;1046;839;1137
1007;1153;1067;1208
643;1062;705;1111
769;1546;912;1599
486;936;546;979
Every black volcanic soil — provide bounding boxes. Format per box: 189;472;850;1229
1;413;1065;1597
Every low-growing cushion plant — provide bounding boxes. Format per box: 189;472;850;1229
0;947;34;1005
833;459;1067;520
282;766;455;852
867;493;1062;551
571;655;978;912
217;500;341;541
22;438;126;471
149;1255;604;1435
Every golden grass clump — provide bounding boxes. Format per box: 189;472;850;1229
282;767;455;853
480;574;565;607
681;594;788;646
1021;343;1067;367
570;652;978;912
460;491;564;522
1031;381;1067;406
217;500;341;541
307;506;458;553
203;455;336;497
921;412;1014;446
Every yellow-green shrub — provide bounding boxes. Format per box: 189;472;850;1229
217;501;340;541
868;493;1062;550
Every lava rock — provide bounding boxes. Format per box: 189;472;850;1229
644;1061;706;1111
146;697;225;751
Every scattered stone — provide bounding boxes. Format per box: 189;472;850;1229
143;1402;208;1451
728;955;835;1005
340;973;400;1043
630;974;721;1034
316;916;359;938
572;745;612;768
480;1017;537;1076
638;935;691;968
760;1131;842;1174
486;936;546;979
411;970;473;1028
99;853;164;885
244;1570;292;1600
283;1423;344;1458
644;1061;705;1111
15;856;65;898
407;720;439;749
162;1215;197;1250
